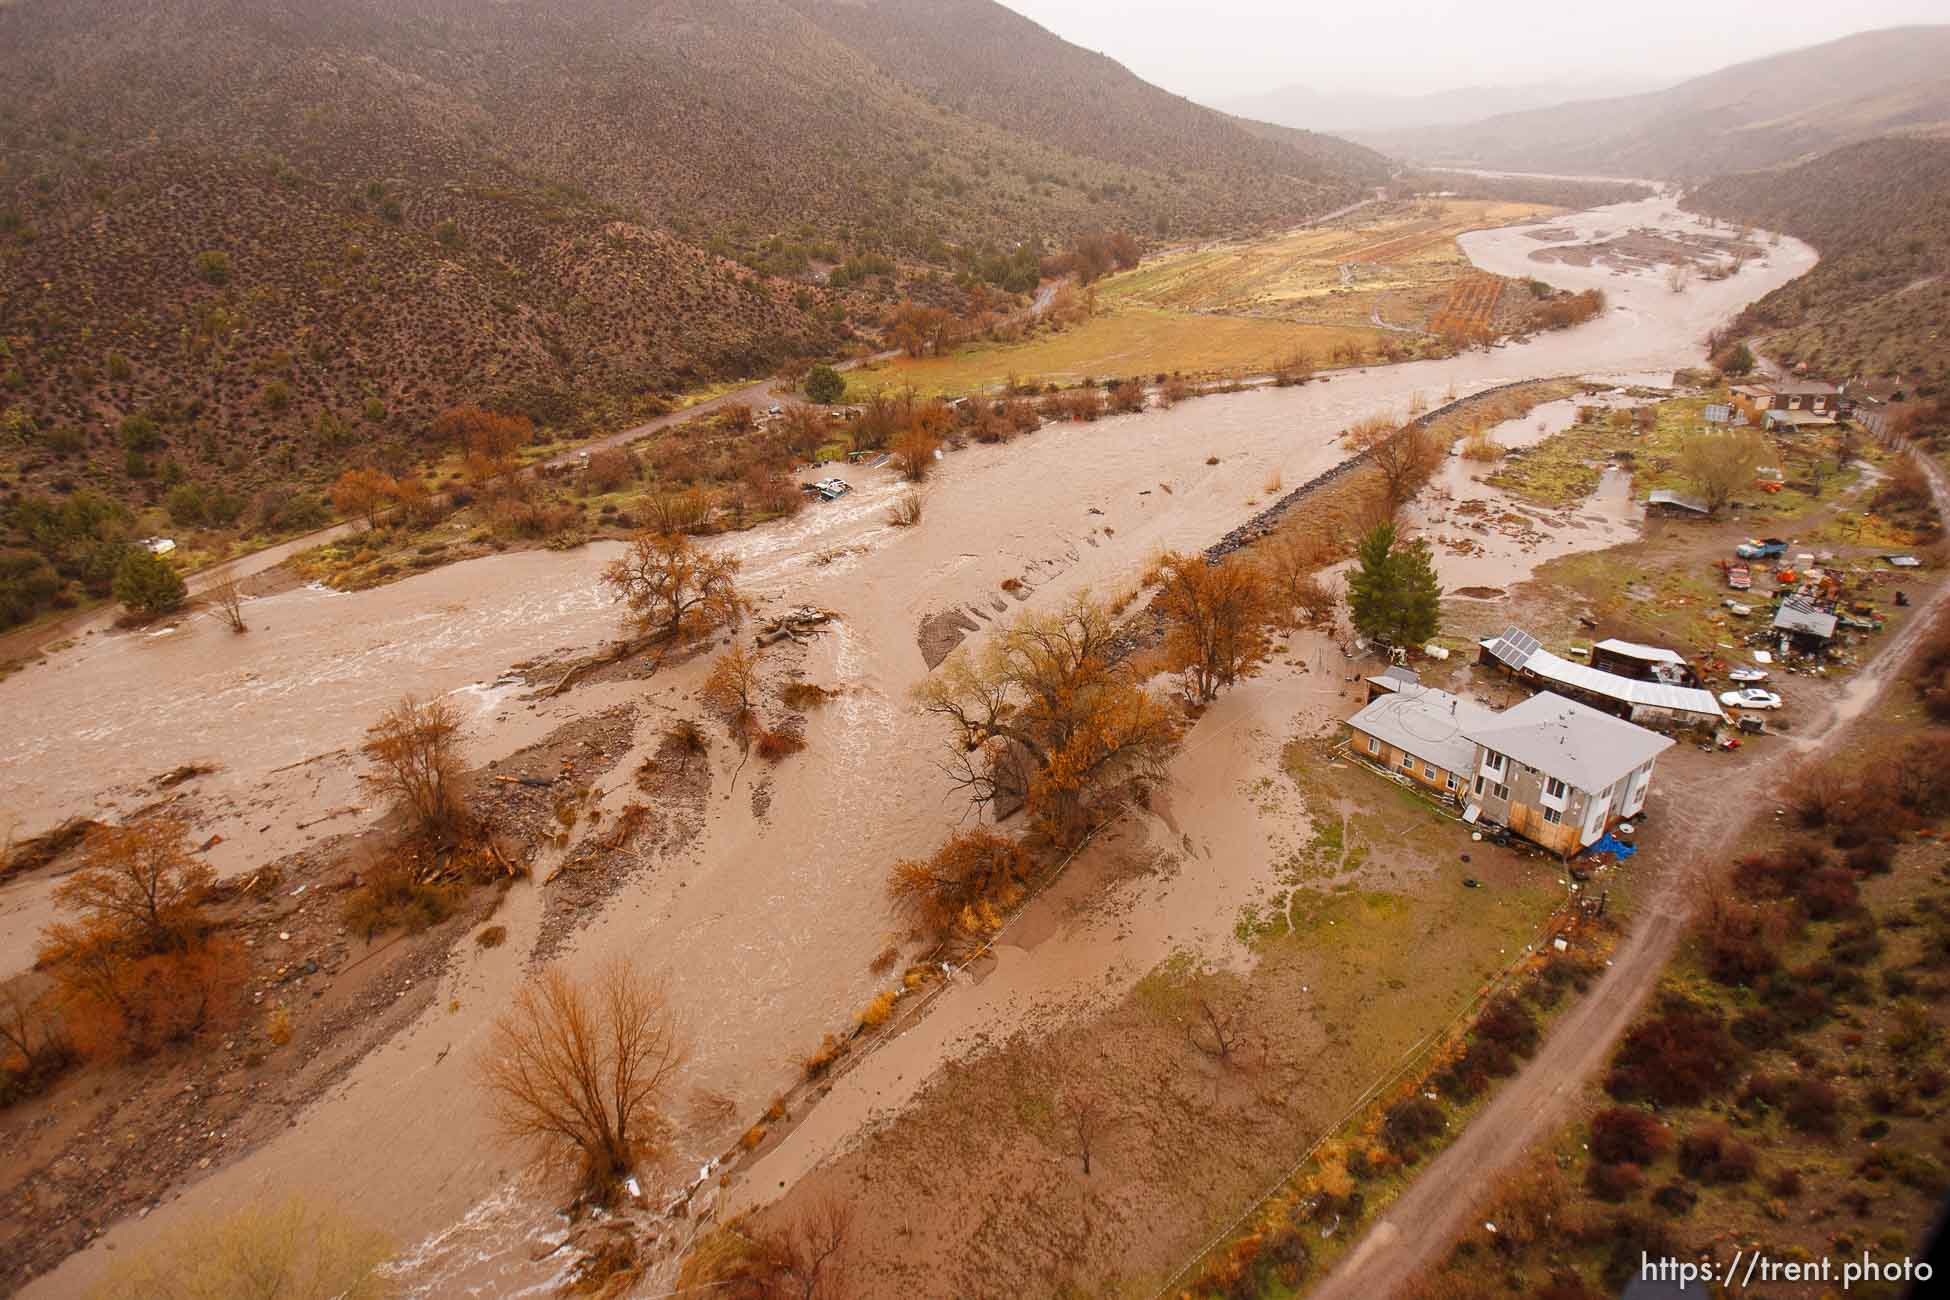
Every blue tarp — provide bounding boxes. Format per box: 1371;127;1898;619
1588;833;1637;859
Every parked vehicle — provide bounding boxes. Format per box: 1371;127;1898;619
1726;564;1751;591
1735;537;1788;560
802;476;851;501
1727;667;1770;683
1719;687;1783;710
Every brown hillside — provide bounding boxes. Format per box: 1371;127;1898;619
1352;26;1950;181
1685;137;1950;392
0;0;1384;542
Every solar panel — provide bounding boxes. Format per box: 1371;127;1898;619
1491;626;1539;670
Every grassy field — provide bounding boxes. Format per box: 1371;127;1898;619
846;307;1386;397
843;199;1557;399
1104;198;1553;327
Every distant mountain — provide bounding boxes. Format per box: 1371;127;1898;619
1216;79;1662;135
0;0;1387;536
1686;137;1950;386
1350;26;1950;180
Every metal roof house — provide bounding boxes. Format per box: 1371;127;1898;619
1463;692;1675;856
1346;684;1501;801
1591;638;1698;687
1479;627;1726;728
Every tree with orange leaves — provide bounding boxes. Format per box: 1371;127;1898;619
1151;551;1274;702
602;531;744;643
330;466;398;529
916;594;1177;842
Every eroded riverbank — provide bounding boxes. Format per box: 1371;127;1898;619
5;195;1815;1297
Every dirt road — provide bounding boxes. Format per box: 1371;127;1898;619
1307;448;1950;1300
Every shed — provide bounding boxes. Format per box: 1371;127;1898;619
1773;598;1837;642
1479;627;1726;727
1591;638;1696;686
1647;489;1710;517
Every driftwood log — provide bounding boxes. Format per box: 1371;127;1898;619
754;608;835;647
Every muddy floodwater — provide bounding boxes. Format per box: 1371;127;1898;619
8;195;1814;1297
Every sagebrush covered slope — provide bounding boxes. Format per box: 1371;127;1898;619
1685;138;1950;389
0;0;1385;520
1353;26;1950;181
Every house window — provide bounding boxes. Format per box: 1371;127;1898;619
1545;776;1568;800
1367;735;1380;755
1543;807;1563;825
1446;773;1459;791
1483;751;1505;773
1401;752;1415;770
1474;776;1485;795
1491;783;1510;801
1423;763;1437;780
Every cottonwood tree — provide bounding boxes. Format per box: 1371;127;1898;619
476;960;687;1203
37;819;242;1058
602;531;744;642
51;818;214;955
1346;521;1441;648
703;644;764;748
917;595;1178;842
1347;419;1440;512
361;695;466;838
1151;551;1274;702
886;828;1031;938
893;426;939;482
804;364;846;405
1678;430;1770;514
330;466;397;530
90;1196;392;1300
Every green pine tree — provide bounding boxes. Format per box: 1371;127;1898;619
1347;521;1441;647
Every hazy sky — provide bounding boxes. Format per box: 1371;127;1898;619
998;0;1950;101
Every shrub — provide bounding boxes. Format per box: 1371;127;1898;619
887;829;1031;938
1783;1076;1841;1134
858;990;897;1028
754;726;805;763
90;1197;391;1300
888;490;925;527
1650;1181;1697;1215
1606;995;1742;1107
804;364;846;404
342;858;458;939
194;249;231;285
1676;1125;1756;1183
1589;1107;1670;1166
1381;1096;1446;1160
1477;995;1539;1055
1109;380;1146;413
112;547;187;617
1584;1161;1645;1202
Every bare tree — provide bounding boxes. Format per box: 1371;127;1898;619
1346;418;1440;512
1188;996;1248;1066
602;531;744;643
476;960;687;1204
360;695;466;838
1063;1089;1116;1175
208;573;247;634
1665;260;1693;294
0;985;70;1079
764;1197;853;1300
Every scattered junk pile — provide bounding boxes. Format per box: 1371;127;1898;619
1715;538;1899;669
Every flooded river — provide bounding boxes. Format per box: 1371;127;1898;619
8;195;1814;1296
